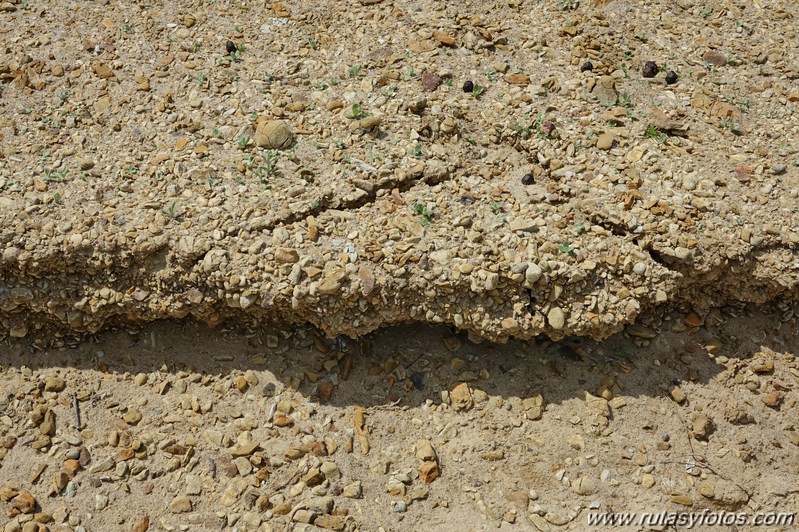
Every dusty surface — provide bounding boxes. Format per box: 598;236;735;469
2;0;799;530
1;307;799;531
1;0;799;342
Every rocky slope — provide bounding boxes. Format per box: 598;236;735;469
1;0;798;342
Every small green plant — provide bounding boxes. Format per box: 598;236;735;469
559;0;576;10
558;241;574;255
617;92;632;109
644;124;667;143
634;33;648;43
237;135;250;150
514;119;532;140
193;42;202;52
212;128;222;139
485;68;497;82
57;90;69;104
334;139;346;149
576;222;586;234
719;116;737;133
306;35;319;50
310;199;320;209
700;7;711;18
312;81;329;90
490;201;503;214
412;201;433;226
443;76;453;87
472;83;485;98
20;0;29;10
255;150;280;183
225;43;245;63
347;65;362;78
381;84;398;99
197;71;207;86
120;23;132;33
347;103;369;120
410;144;423;158
43;168;68;182
162;201;178;219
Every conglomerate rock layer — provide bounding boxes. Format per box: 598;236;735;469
1;0;798;342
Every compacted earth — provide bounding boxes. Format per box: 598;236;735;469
1;0;799;529
1;307;799;531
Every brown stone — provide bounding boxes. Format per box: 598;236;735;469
11;490;36;514
432;30;456;47
450;382;473;411
419;460;439;483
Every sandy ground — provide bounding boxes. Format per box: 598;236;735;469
1;306;799;531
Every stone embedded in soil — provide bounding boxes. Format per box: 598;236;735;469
254;120;294;149
450;383;473;411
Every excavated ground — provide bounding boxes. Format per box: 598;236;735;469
1;0;798;345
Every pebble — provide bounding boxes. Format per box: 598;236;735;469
547;307;566;330
254;120;294;149
642;61;659;78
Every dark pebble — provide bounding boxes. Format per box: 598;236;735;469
410;372;425;390
226;40;237;54
521;174;535;185
580;61;593;72
462;80;474;93
642;61;658;78
665;70;678;84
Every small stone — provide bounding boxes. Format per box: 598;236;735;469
53;471;69;492
131;514;149;532
683;312;703;327
432;30;456;47
43;376;66;392
134;373;148;386
421;72;442;91
123;409;142;425
702;50;727;67
670;386;686;404
523;394;545;420
410;484;429;500
95;493;109;511
572;477;597;496
315;515;345;531
462;80;474;93
450;382;473;411
596;133;615;150
414;439;437;461
393;500;407;513
580;61;593;72
11;491;36;513
521;173;534;185
691;413;714;440
670;494;693;506
419;460;439;483
255;120;294;149
342;481;362;499
770;163;787;175
762;391;784;408
168;494;192;513
547;307;566;329
386;477;406;496
641;474;655;489
642;61;658;78
505;73;530;85
665;70;678;84
226;40;237;54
